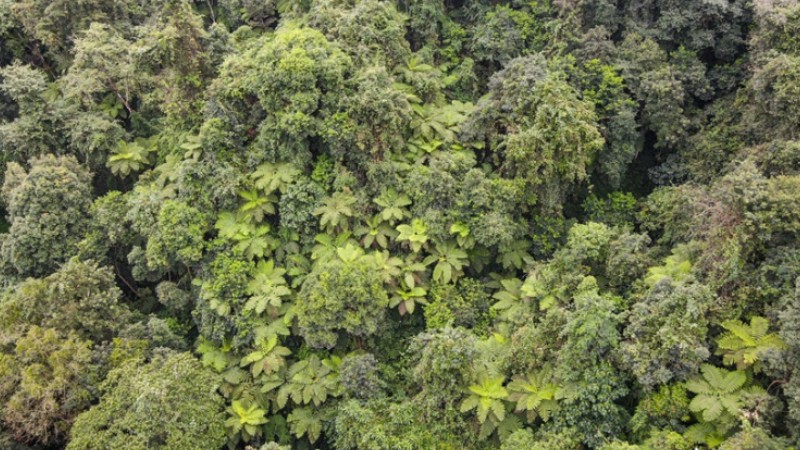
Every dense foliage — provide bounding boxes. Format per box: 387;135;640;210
1;0;800;448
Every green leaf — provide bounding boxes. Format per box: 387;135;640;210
461;377;508;425
287;407;323;443
645;245;692;287
277;356;339;410
215;211;244;239
314;192;357;233
227;400;268;442
252;162;300;194
180;134;203;160
336;243;365;263
239;189;277;223
716;316;786;372
686;364;756;425
240;335;291;377
107;139;152;176
374;189;411;224
196;338;234;373
245;260;290;315
396;219;429;252
426;240;469;284
507;371;561;423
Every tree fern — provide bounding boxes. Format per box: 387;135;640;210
409;101;474;144
492;278;532;323
394;55;436;81
507;371;561;422
716;316;786;372
396;219;429;252
277;356;340;409
374;188;411;224
520;266;564;311
498;239;532;271
645;245;693;287
245;260;291;315
180;133;202;160
314;191;356;233
240;335;291;378
226;400;268;443
287;406;323;444
424;239;469;284
107;139;152;176
460;376;509;424
686;364;764;422
491;414;523;442
684;421;727;448
251;162;300;195
239;189;277;223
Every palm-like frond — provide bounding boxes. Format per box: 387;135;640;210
424;239;469;284
226;400;268;441
244;259;290;315
287;406;323;443
240;335;291;377
644;245;692;287
374;188;412;224
251;162;300;194
239;189;277;223
492;278;534;323
277;356;340;410
314;192;357;233
460;376;509;424
686;364;761;422
107;139;152;176
716;316;787;371
396;219;429;253
507;371;561;422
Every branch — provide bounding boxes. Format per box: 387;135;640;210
206;0;216;23
767;378;788;393
114;261;139;295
